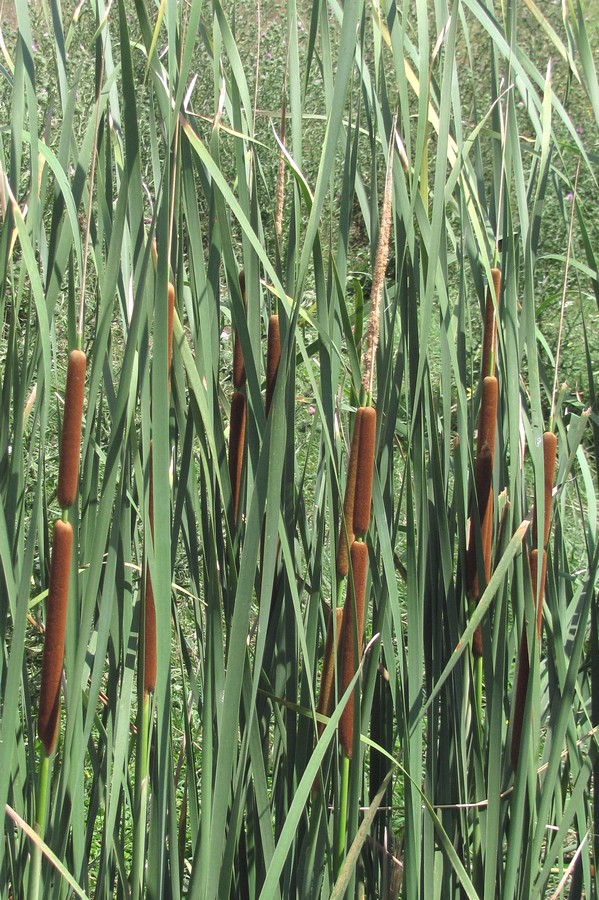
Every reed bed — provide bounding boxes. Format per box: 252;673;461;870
1;2;598;898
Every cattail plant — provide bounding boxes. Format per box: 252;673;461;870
38;519;74;755
466;269;501;657
56;349;87;509
352;406;377;539
144;447;157;696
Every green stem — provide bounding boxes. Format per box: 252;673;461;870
132;691;151;900
472;655;483;873
335;752;350;878
27;750;51;900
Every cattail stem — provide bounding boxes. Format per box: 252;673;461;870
339;541;369;758
27;752;50;900
229;392;247;523
38;519;73;755
57;349;86;509
265;314;281;416
336;408;366;578
352;407;377;539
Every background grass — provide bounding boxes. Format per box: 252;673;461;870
1;0;598;897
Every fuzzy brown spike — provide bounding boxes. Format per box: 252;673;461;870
229;392;247;523
480;267;501;381
477;375;498;457
336;408;366;578
352;407;377;539
233;272;247;389
316;607;344;739
265;314;281;416
57;349;87;509
38;519;73;755
339;541;369;758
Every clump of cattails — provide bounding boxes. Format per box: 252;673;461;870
38;345;87;752
511;431;557;769
38;519;73;754
466;269;501;657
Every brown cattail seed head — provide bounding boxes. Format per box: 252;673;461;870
352;407;377;539
336;408;366;578
477;375;498;457
265;314;281;415
481;267;501;381
229;392;247;523
57;349;86;509
339;541;369;758
38;519;73;754
316;607;344;739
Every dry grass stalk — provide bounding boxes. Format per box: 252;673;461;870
339;541;369;758
38;519;73;755
57;349;86;509
265;314;281;415
336;408;366;578
352;407;377;539
361;125;395;398
229;392;247;523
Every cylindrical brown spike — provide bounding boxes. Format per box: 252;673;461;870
233;272;247;389
477;375;498;457
38;519;73;755
57;349;87;509
352;407;377;539
336;409;366;578
229;392;247;523
167;282;175;378
339;541;369;758
542;432;557;546
316;607;344;739
481;267;501;381
265;314;281;416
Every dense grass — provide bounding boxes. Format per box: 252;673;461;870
1;1;598;898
